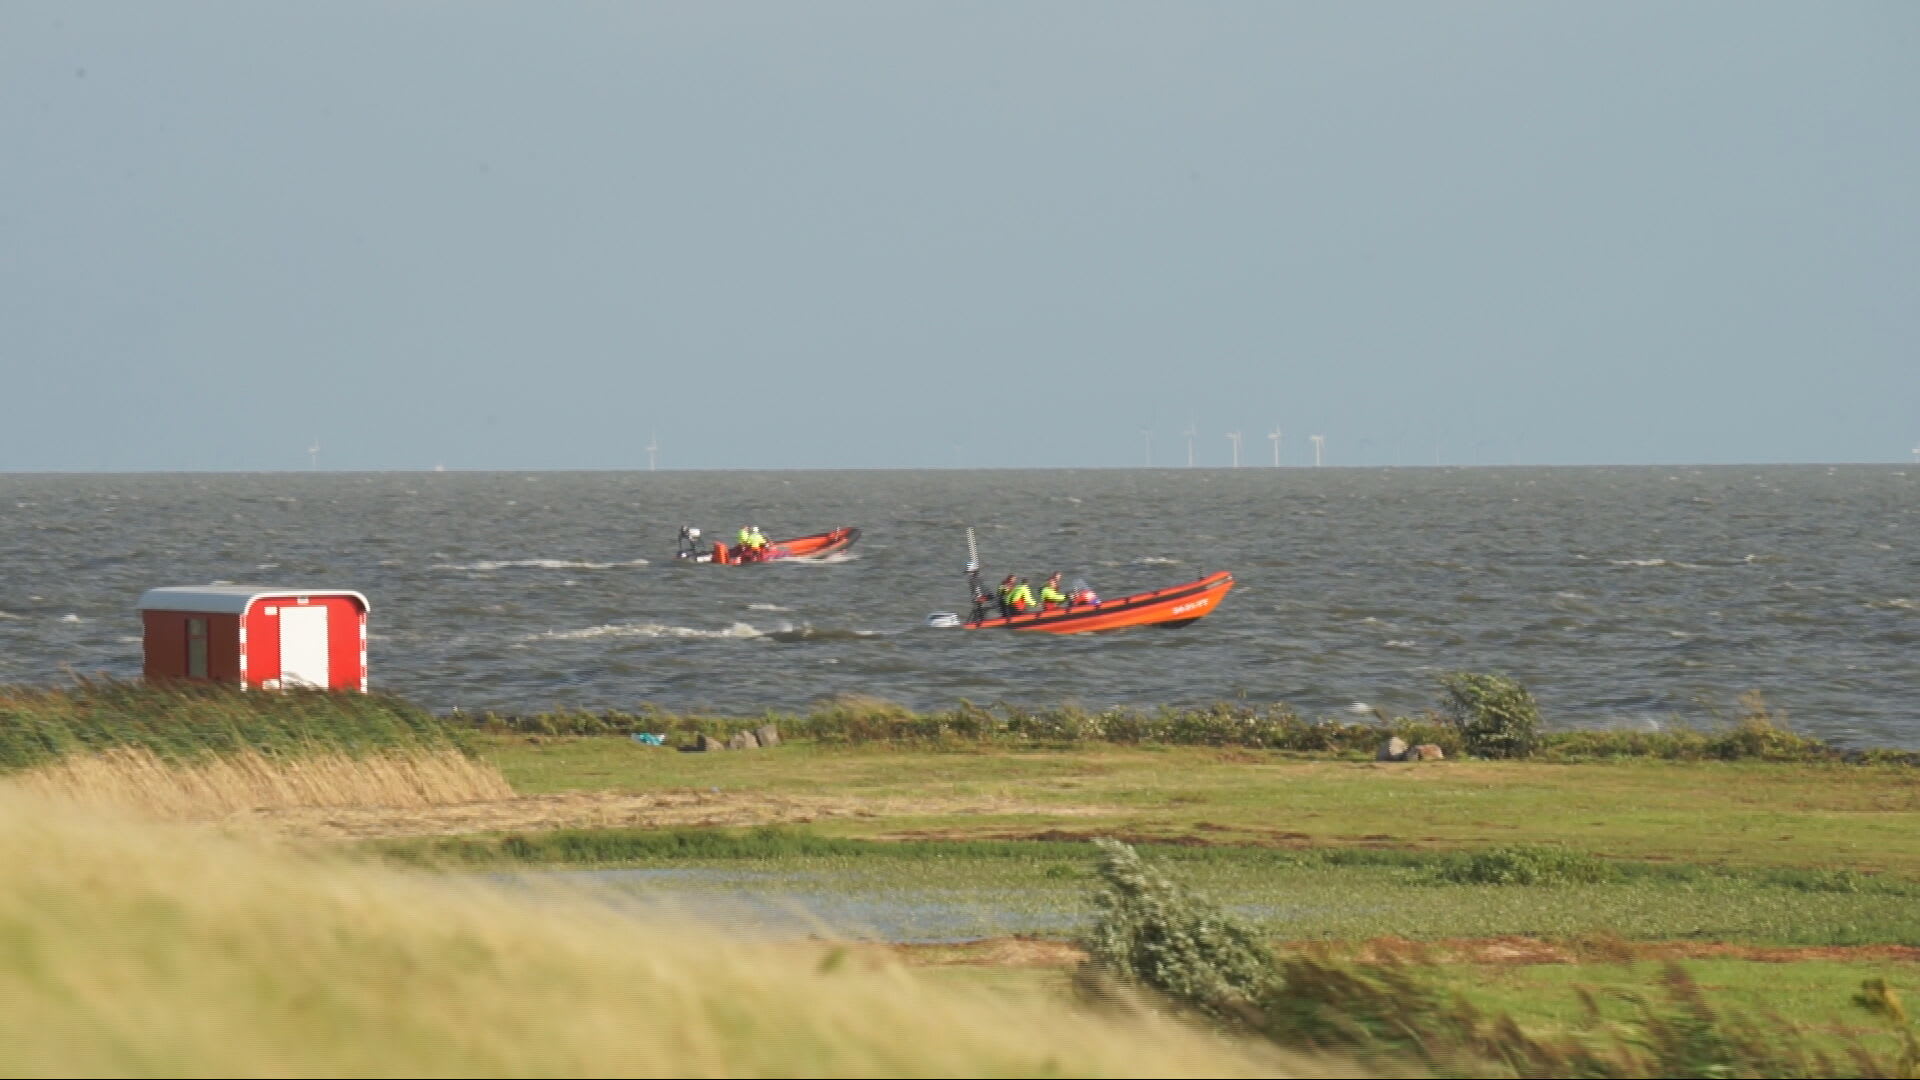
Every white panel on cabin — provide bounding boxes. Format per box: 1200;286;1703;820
278;605;330;689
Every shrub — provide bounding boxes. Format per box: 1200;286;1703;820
1705;692;1824;760
1077;838;1278;1025
1433;845;1619;887
1440;672;1542;759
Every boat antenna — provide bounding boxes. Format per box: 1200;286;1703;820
964;527;990;621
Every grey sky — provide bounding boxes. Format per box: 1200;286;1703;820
3;2;1915;469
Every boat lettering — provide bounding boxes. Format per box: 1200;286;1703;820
1170;598;1211;615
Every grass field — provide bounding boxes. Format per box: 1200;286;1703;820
481;737;1920;874
377;829;1920;946
6;686;1918;1074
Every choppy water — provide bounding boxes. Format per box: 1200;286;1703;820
1;467;1915;745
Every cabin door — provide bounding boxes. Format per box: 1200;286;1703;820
278;604;331;688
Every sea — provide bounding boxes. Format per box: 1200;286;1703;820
1;466;1914;746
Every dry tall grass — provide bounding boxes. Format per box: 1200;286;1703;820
8;746;514;819
0;791;1303;1077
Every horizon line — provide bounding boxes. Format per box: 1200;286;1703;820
0;461;1914;475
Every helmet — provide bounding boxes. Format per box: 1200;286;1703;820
1002;574;1016;584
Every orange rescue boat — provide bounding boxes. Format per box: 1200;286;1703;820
926;528;1234;633
959;570;1235;633
675;525;861;565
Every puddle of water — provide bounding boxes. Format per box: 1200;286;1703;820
475;867;1301;944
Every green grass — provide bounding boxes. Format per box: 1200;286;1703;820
480;736;1920;875
1438;958;1920;1062
371;829;1920;947
1076;839;1920;1077
909;954;1920;1074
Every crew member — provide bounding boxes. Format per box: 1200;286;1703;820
1005;576;1036;614
1040;573;1071;610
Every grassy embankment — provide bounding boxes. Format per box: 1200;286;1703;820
6;682;1919;1074
0;681;509;814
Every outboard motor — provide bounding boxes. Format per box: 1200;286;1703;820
968;579;994;623
1068;577;1100;606
674;526;705;562
927;527;989;628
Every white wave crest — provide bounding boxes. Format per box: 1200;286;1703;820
1131;556;1182;566
530;621;762;642
436;558;650;572
59;614;82;623
748;603;792;612
1608;558;1709;570
775;551;859;566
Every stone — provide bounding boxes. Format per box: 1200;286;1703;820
727;730;761;751
1376;737;1409;762
694;733;728;752
755;724;781;748
1410;743;1445;761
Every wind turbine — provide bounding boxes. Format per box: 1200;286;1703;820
1184;424;1197;467
1140;427;1154;467
645;431;659;472
1912;445;1920;463
1267;426;1283;467
307;440;320;470
1309;434;1325;467
1226;431;1243;468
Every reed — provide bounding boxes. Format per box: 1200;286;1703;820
9;745;514;819
464;691;1892;764
0;791;1291;1078
0;679;466;774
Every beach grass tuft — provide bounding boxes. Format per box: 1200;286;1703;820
0;790;1291;1077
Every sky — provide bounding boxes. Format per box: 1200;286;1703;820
2;2;1916;470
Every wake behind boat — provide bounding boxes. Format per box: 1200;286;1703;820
675;525;861;565
926;529;1235;633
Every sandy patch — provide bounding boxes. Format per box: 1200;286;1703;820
889;937;1089;968
242;789;1120;840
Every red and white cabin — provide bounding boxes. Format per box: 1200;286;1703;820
136;587;370;692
